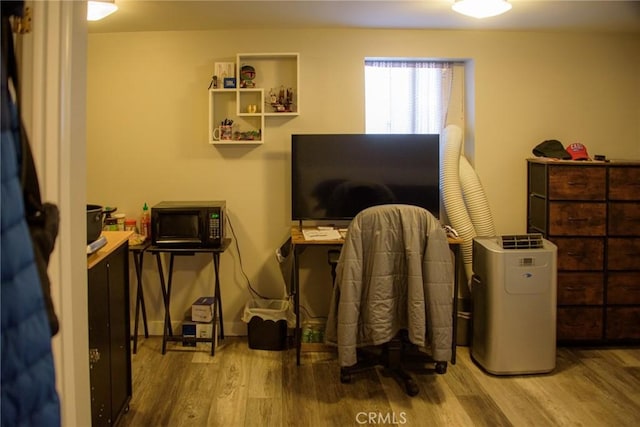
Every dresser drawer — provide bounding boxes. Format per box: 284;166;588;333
548;166;606;200
608;167;640;201
554;238;604;271
549;202;606;236
557;307;603;340
606;307;640;340
607;238;640;270
607;272;640;305
557;272;604;305
608;203;640;236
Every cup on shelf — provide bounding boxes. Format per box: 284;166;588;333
213;125;233;141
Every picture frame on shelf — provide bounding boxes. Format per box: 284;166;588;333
214;62;235;81
223;78;236;88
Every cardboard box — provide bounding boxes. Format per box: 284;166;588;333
191;296;215;323
182;321;213;338
182;322;197;347
182;318;214;347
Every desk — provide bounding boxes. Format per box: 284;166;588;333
291;226;463;366
147;238;231;356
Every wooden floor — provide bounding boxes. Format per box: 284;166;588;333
118;337;640;427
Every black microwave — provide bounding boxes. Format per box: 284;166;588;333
151;201;226;248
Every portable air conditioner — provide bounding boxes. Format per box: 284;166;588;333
471;234;557;375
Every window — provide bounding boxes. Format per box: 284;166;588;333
365;60;459;134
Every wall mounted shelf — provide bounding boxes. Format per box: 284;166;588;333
208;53;299;146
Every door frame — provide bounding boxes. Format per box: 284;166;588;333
21;1;90;425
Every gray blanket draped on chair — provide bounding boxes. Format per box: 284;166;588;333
324;204;454;367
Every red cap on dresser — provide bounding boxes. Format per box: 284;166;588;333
566;143;590;160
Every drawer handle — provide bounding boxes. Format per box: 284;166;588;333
563;322;585;328
89;348;101;364
564;286;586;291
568;217;589;222
567;181;586;186
566;252;583;257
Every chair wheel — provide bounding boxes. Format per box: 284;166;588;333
340;369;352;383
407;383;419;396
435;362;447;374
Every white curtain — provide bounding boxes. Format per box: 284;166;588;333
365;60;461;134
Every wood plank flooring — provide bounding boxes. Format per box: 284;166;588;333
118;337;640;427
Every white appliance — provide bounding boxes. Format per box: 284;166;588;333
471;234;557;375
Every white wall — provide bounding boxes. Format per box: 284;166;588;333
87;28;640;336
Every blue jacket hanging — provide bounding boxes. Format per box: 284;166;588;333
1;2;61;426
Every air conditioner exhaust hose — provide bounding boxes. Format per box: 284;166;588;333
440;125;476;289
441;125;495;290
459;155;496;238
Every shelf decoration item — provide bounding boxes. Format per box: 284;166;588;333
208;75;218;89
269;86;294;112
235;129;261;141
240;64;256;88
213;125;233;141
214;62;235;80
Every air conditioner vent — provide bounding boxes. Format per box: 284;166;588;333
500;234;544;250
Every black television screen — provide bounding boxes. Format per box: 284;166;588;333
291;134;440;220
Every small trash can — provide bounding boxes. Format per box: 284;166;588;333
242;299;292;351
456;311;472;347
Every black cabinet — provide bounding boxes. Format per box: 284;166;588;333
88;236;132;426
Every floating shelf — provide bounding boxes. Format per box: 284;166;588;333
208;53;299;146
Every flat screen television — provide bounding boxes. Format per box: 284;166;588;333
291;134;440;221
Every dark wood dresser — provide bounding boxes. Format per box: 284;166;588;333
527;158;640;344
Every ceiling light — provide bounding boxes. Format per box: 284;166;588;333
87;0;118;21
452;0;512;19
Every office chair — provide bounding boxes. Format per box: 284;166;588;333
324;204;454;396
